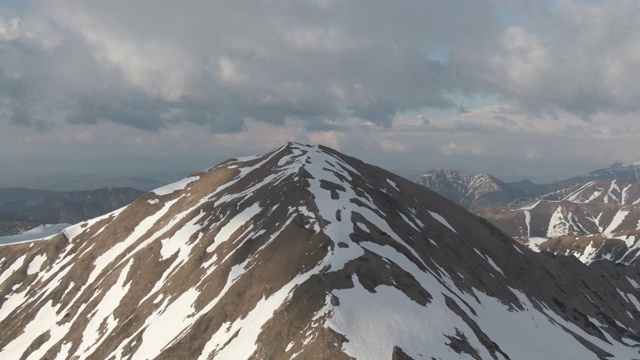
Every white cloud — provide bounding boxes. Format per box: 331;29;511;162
281;25;360;54
436;142;486;157
379;139;410;153
0;14;63;50
308;130;344;150
0;0;504;131
1;0;639;135
392;114;430;128
2;0;640;185
0;17;20;41
216;57;247;85
74;130;93;144
481;0;640;114
489;27;550;98
525;147;540;160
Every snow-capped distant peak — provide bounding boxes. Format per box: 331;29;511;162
414;168;523;210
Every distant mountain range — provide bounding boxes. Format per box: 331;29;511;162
0;188;59;203
0;211;40;237
0;187;144;236
1;143;639;359
414;169;525;210
572;161;640;182
416;162;640;266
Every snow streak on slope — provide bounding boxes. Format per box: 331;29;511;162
0;254;25;286
547;206;570;238
153;176;200;196
428;211;457;233
604;210;629;236
552;179;640;205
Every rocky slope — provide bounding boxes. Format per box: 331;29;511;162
414;169;524;210
1;143;639;359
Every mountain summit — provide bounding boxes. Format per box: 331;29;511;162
414;168;524;210
1;143;639;359
576;161;640;182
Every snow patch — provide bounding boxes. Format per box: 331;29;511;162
398;212;420;232
0;289;28;323
513;244;523;254
547;206;570;238
285;342;294;352
519;201;540;211
132;288;201;359
0;301;62;358
152;176;200;196
526;237;548;252
523;210;531;237
87;198;180;286
577;242;598;264
198;265;321;359
206;203;262;253
55;342;72;360
604;210;629;236
428;211;457;233
355;222;370;233
474;249;505;277
0;254;26;286
160;210;206;261
386;178;399;191
327;274;491;360
27;253;47;275
77;260;134;355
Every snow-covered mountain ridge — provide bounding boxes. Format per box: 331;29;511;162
540;179;640;205
414;169;524;210
478;200;640;266
576;161;640;182
1;143;639;359
417;163;640;267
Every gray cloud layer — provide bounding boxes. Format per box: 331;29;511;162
1;0;639;132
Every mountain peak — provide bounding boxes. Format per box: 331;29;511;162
415;168;522;210
1;143;640;359
578;160;640;181
609;161;626;169
608;161;640;169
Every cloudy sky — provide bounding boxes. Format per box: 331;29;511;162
1;0;640;189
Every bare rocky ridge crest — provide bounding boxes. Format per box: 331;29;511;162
0;143;639;359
